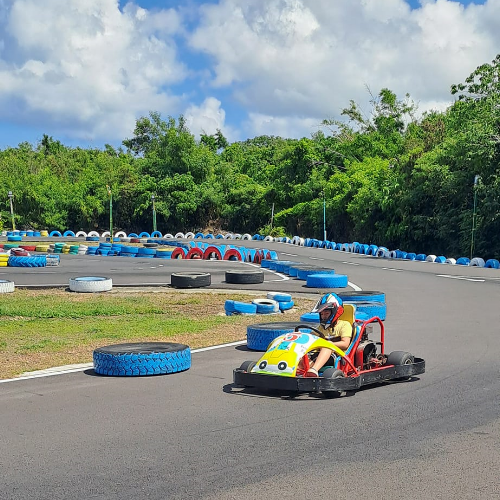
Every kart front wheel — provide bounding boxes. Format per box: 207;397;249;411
321;368;345;399
239;360;256;372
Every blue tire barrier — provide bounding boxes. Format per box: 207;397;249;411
367;245;378;256
93;342;191;376
252;299;280;314
376;247;389;258
300;312;320;323
97;249;110;256
267;292;293;302
267;260;280;270
485;259;500;269
155;250;172;259
9;254;41;266
306;274;349;288
470;257;485;267
404;253;416;260
26;231;34;237
260;259;273;268
128;233;139;238
224;300;257;316
151;231;162;238
87;247;98;255
138;247;157;256
278;300;295;311
8;255;47;267
49;231;62;237
272;260;294;273
120;246;139;254
63;231;75;237
86;236;100;242
297;268;335;280
355;312;370;321
216;234;225;239
138;232;151;238
281;262;302;274
205;233;214;239
34;232;41;237
337;291;386;303
352;301;386;321
434;256;446;264
7;235;22;241
456;257;470;266
268;251;278;260
415;254;427;261
194;232;204;239
246;322;314;351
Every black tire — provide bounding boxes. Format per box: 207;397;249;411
93;342;191;376
225;269;264;284
321;368;345;398
337;291;386;303
386;351;414;380
247;322;315;351
170;272;211;288
386;351;414;366
239;360;256;372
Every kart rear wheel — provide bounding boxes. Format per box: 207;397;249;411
386;350;414;380
321;368;345;399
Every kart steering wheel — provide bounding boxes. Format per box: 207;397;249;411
294;324;326;339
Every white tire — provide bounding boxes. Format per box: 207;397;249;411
445;258;456;265
114;231;127;238
87;231;100;237
0;280;15;293
264;235;274;242
225;233;234;239
101;231;110;238
426;254;437;262
242;233;252;240
470;257;485;267
164;234;174;239
175;232;185;239
69;277;113;293
233;233;242;240
75;231;88;238
185;232;195;239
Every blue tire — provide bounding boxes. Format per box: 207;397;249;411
224;300;257;315
456;257;470;266
297;268;335;280
337;290;386;303
278;300;294;311
306;274;348;288
8;255;47;267
485;259;500;269
246;322;315;351
352;301;386;321
63;231;76;237
300;312;320;323
49;231;62;237
267;292;293;302
93;342;191;376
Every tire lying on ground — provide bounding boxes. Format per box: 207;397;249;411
170;272;211;288
93;342;191;376
337;290;386;303
0;279;15;293
225;269;264;284
69;276;113;293
247;322;315;351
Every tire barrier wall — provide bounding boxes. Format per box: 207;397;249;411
4;228;498;268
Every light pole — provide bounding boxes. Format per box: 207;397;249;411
106;185;113;244
151;194;157;233
8;191;15;231
322;191;327;241
470;175;480;259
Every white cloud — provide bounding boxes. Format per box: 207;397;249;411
189;0;500;133
183;96;238;142
0;0;186;142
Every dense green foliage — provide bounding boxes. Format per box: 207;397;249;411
2;55;500;258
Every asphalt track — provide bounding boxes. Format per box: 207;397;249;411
1;240;500;499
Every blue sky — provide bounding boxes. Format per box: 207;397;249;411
0;0;495;150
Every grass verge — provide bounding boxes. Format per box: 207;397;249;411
0;289;316;379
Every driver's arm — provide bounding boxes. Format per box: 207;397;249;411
332;336;351;351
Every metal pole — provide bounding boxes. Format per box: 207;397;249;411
8;191;15;231
107;185;113;244
151;194;157;233
323;192;327;241
470;175;480;259
270;203;274;230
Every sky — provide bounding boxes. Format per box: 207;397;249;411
0;0;496;150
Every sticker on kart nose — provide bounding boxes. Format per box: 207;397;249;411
256;358;294;375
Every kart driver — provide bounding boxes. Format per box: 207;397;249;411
305;293;352;377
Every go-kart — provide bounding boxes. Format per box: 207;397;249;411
233;304;425;398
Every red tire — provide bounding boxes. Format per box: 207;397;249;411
203;245;223;260
223;248;242;261
186;247;204;259
171;247;187;259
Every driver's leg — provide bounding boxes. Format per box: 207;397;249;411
307;348;333;375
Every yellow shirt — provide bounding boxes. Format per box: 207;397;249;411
318;319;352;341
